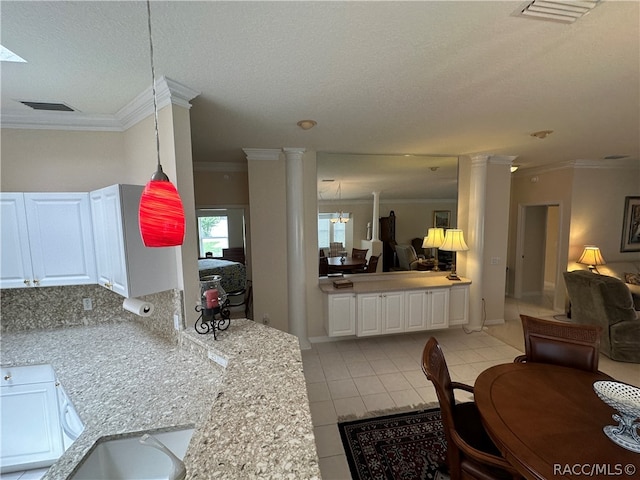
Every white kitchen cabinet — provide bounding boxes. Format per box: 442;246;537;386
0;193;96;288
1;365;65;473
325;293;356;337
90;184;177;298
405;288;449;332
357;291;404;337
449;284;470;325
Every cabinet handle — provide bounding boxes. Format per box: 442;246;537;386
104;282;113;289
3;374;11;381
33;279;40;286
23;279;31;286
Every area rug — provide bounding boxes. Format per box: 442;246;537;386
338;408;449;480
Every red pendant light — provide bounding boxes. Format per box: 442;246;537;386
138;0;185;247
139;166;185;247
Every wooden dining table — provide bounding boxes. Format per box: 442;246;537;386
474;363;637;480
326;256;367;272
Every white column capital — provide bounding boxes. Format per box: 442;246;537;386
282;147;306;159
242;148;281;161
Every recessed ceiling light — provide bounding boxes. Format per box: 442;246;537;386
0;45;27;63
297;120;317;130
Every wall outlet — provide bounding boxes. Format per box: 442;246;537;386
262;314;270;325
82;298;93;311
490;257;500;265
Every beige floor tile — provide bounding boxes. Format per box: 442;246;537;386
318;455;351;480
313;424;344;458
361;348;390;361
309;400;337;426
323;363;352;382
362;392;396;412
346;360;375;378
402;369;431;389
333;396;367;419
389;388;424;409
340;349;367;363
303;364;326;383
327;378;360;399
390;354;420;371
306;381;331;402
415;385;439;404
378;372;412;392
353;375;386;396
369;358;400;375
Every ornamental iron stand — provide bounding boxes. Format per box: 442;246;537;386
195;276;231;339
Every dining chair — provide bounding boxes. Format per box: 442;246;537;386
422;337;521;480
365;254;380;273
351;248;368;259
514;315;602;372
329;242;343;257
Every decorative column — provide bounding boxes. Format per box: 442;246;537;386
283;148;310;349
466;155;488;332
372;191;381;241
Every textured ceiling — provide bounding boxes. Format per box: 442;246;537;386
1;1;639;177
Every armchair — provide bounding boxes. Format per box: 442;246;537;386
563;270;640;363
395;244;421;270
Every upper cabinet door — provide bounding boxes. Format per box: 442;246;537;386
0;193;33;288
23;193;97;287
0;193;96;288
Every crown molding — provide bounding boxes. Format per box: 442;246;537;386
194;161;248;172
243;148;281;161
514;157;639;176
0;76;200;132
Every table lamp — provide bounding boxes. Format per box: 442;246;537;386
439;229;469;280
422;227;445;271
577;246;606;273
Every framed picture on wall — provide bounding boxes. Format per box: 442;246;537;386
434;210;450;228
620;196;640;252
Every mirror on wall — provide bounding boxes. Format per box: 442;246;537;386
317;153;458;274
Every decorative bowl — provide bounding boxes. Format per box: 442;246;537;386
593;381;640;453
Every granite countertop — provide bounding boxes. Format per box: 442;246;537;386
319;272;471;294
0;320;320;479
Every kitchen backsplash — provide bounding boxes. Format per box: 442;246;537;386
0;285;183;342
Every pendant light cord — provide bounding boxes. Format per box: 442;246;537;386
146;0;164;177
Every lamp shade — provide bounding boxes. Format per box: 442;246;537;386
439;229;469;252
577;246;606;266
422;227;445;249
139;179;185;247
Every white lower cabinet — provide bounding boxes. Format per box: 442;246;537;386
449;285;470;325
357;291;404;337
326;284;469;337
326;293;356;337
405;289;449;332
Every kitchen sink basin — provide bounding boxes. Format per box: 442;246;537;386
70;426;194;480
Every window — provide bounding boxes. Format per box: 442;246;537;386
197;211;229;257
318;213;346;249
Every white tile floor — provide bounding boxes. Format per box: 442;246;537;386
304;293;640;480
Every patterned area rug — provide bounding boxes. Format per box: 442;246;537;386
338;408;449;480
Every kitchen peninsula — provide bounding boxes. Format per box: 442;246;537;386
1;320;320;479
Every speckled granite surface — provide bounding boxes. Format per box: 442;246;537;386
1;320;320;479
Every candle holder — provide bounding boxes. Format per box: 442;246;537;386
195;276;231;339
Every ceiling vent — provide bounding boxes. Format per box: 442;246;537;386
516;0;601;24
19;101;76;112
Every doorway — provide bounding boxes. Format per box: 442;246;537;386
514;204;560;309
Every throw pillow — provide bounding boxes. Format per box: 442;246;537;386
624;272;640;285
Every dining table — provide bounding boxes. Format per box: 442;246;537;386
474;362;638;480
327;256;367;272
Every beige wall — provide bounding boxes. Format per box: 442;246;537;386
0;103;198;328
507;161;640;311
247;155;289;332
1;129;129;191
194;170;249;206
